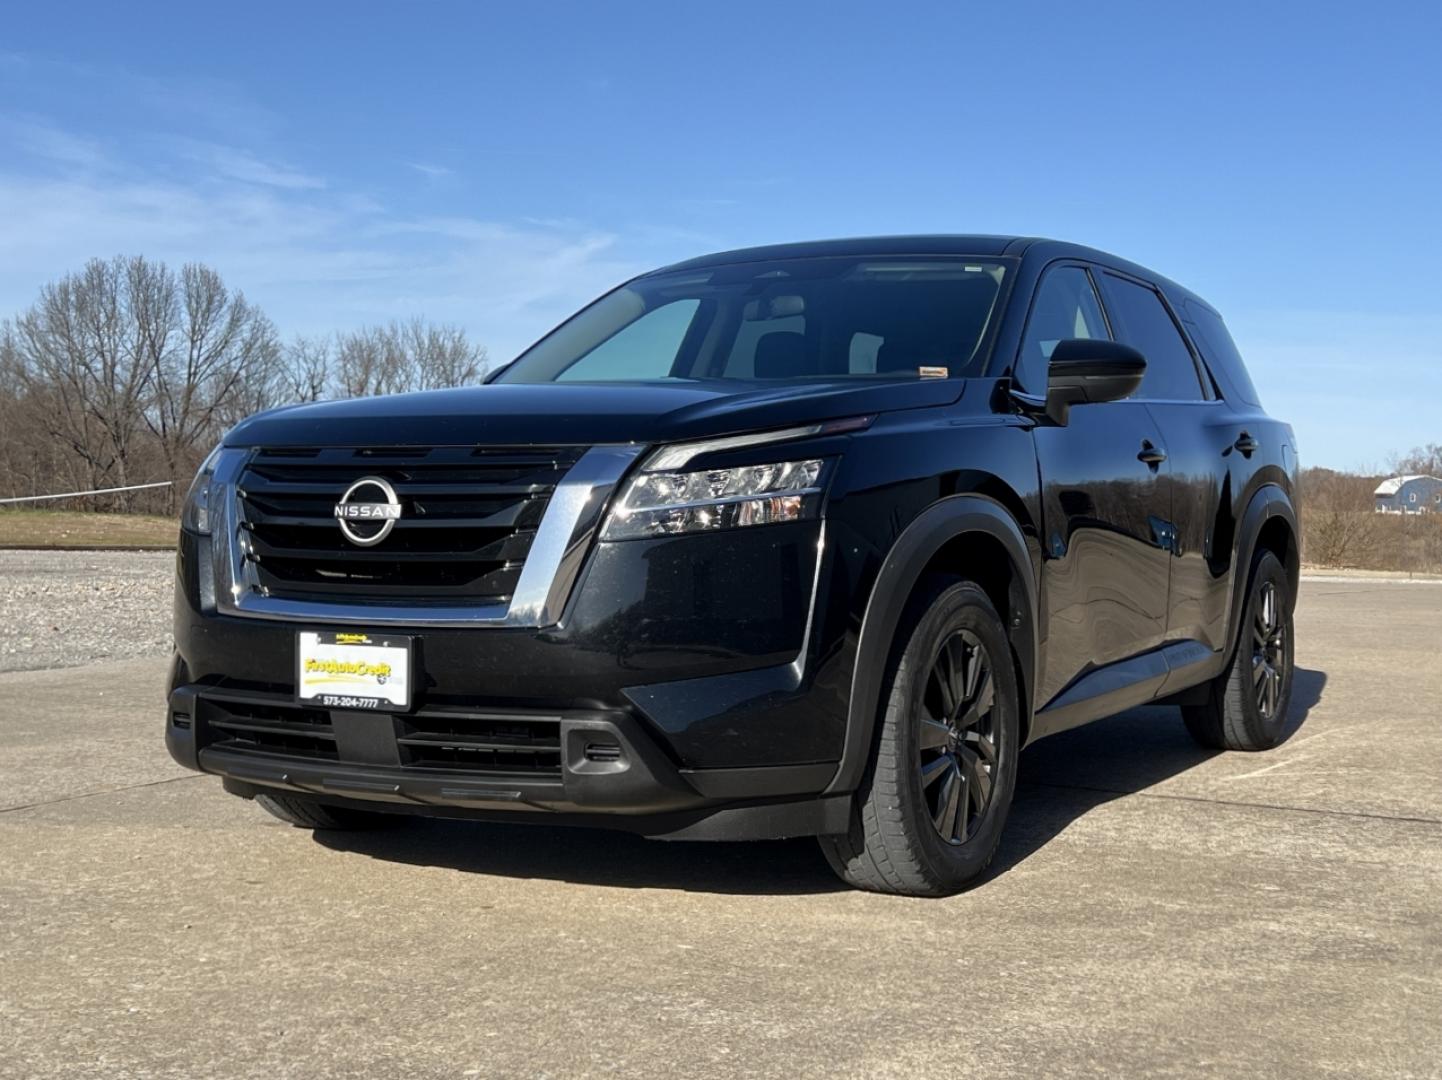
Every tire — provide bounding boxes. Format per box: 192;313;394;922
820;578;1021;897
1182;548;1294;751
254;792;400;831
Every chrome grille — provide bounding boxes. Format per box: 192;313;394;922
236;446;586;604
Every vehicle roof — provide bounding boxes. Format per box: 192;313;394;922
654;235;1212;313
656;235;1031;271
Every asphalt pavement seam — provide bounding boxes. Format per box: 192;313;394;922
0;773;201;816
1022;780;1442;827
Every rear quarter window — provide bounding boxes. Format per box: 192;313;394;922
1182;300;1262;407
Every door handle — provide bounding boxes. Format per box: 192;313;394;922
1138;441;1167;466
1234;432;1260;456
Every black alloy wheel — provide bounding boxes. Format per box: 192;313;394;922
918;629;999;845
1252;579;1286;721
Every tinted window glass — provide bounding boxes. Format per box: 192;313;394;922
1019;266;1110;385
496;259;1008;383
1020;268;1107;389
556;299;700;381
1183;300;1261;406
1102;275;1204;400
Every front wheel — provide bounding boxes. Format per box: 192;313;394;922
1182;548;1295;751
820;579;1021;897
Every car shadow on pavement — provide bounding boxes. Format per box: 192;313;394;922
314;667;1326;897
315;818;846;894
991;665;1327;880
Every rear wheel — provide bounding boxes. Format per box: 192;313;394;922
255;792;400;831
820;579;1021;897
1182;548;1294;751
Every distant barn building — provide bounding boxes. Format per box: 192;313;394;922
1374;475;1442;514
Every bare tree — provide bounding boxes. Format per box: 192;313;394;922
2;255;491;513
334;324;391;398
333;318;487;398
1299;467;1382;567
284;335;332;402
142;262;280;504
11;257;156;502
398;318;489;391
5;256;282;510
1392;443;1442;477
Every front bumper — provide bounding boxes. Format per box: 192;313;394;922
165;679;847;839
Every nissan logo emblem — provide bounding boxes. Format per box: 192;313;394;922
333;476;402;546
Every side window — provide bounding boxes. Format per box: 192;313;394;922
1019;266;1110;383
1183;300;1262;406
557;299;699;381
1101;275;1205;401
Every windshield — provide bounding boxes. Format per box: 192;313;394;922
494;256;1010;384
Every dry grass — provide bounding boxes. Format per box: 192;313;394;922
1296;467;1442;574
1301;507;1442;574
0;509;177;549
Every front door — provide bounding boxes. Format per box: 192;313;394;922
1033;405;1173;705
1018;264;1174;706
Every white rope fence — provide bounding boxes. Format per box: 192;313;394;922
0;481;174;505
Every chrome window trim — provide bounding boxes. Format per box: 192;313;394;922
210;444;644;628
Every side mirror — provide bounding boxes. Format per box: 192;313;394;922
1045;339;1146;424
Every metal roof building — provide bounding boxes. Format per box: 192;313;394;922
1374;475;1442;514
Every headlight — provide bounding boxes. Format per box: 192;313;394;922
180;445;226;535
602;458;827;541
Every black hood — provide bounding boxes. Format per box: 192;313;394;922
223;378;968;448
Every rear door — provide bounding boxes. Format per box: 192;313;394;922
1024;264;1174;707
1096;271;1231;663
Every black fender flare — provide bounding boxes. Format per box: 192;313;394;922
824;494;1038;796
1224;483;1299;660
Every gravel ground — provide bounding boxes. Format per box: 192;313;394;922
0;550;174;673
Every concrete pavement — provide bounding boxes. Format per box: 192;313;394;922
1;581;1439;1078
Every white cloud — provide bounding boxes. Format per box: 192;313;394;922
173;140;326;189
0;116;650;361
1;113;110;171
1;51;280;142
405;162;454;179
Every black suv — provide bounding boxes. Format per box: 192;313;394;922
166;236;1300;896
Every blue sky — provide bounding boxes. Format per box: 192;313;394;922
1;0;1438;470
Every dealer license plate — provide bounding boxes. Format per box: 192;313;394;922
297;631;411;711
